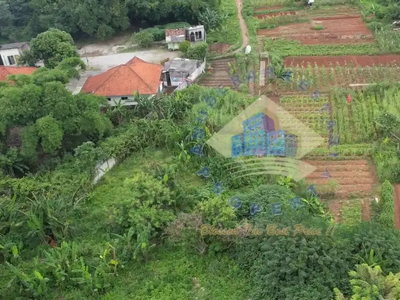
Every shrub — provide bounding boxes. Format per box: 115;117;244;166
186;42;208;60
132;31;154;48
108;171;175;234
236;234;352;300
196;197;236;228
179;40;191;53
333;264;400;299
142;28;165;41
312;25;324;30
368;21;383;31
348;223;400;273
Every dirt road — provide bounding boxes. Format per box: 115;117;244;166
234;0;250;53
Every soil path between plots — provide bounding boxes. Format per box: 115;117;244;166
393;184;400;229
285;55;400;67
234;0;250;53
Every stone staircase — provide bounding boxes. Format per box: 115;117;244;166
198;58;235;88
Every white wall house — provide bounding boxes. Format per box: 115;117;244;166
105;82;164;107
0;42;30;66
82;57;164;107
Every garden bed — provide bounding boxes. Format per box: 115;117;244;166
285;55;400;67
258;15;373;45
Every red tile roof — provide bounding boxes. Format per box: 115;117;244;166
82;57;163;97
0;66;37;81
165;29;185;37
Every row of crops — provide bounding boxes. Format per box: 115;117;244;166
331;86;400;145
269;65;400;92
277;87;400;159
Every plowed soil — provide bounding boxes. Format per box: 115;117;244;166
285;55;400;67
303;159;378;222
209;43;231;53
258;15;373;44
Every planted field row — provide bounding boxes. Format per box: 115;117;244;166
278;95;330;136
284;55;400;67
268;65;400;92
331;86;400;144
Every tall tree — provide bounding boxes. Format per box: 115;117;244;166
0;58;112;175
19;29;79;68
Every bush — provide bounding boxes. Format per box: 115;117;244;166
196;197;236;228
237;234;352;300
368;21;383;31
142;28;165;41
186;42;209;60
179;40;191;53
108;171;175;234
132;31;154;48
334;264;400;299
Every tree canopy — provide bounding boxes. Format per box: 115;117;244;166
18;29;80;68
0;0;221;41
0;58;112;176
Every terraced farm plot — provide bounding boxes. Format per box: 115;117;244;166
304;159;378;222
331;87;400;144
263;63;400;92
285;55;400;67
258;15;373;44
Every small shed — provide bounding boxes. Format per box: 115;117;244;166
165;29;186;51
186;25;206;43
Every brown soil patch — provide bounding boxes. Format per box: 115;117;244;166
285;55;400;67
258;15;373;45
303;159;378;223
209;43;231;53
362;199;371;221
255;11;297;19
394;184;400;229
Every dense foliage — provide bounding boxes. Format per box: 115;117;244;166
0;58;112;175
0;0;222;41
19;29;80;68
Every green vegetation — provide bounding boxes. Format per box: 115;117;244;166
207;0;242;47
259;14;310;29
341;200;362;227
264;39;382;56
18;29;80;68
379;180;395;228
186;42;209;60
0;0;222;41
132;30;154;48
334;264;400;299
311;24;324;30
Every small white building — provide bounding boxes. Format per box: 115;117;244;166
0;42;30;66
186;25;206;43
162;58;206;92
165;25;206;51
